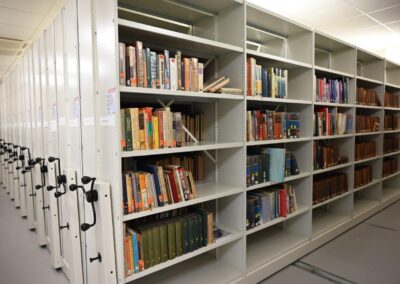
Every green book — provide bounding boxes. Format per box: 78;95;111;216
175;218;183;257
141;227;150;269
167;220;176;259
182;217;189;254
159;223;168;262
190;213;200;250
192;208;208;246
186;215;194;252
124;109;133;151
148;225;155;267
152;225;161;265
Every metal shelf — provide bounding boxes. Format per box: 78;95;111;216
246;137;311;146
313;134;353;140
122;141;243;157
313;162;352;175
312;191;352;209
246;172;311;191
246;205;310;236
123;183;243;221
314;66;355;78
120;86;244;102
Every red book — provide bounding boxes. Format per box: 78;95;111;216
280;189;287;217
165;170;180;203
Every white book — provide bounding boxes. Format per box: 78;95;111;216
170;57;177;90
198;63;204;91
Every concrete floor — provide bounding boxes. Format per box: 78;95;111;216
0;189;68;284
262;200;400;284
1;184;399;284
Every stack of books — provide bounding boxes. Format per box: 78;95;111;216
246;58;288;98
356;87;380;106
383;157;398;177
314;107;352;136
120;107;203;151
384;115;400;130
313;142;349;170
123;165;197;214
313;173;348;205
354;165;372;188
119;41;231;93
355;115;380;133
247;111;300;141
384;137;400;154
315;77;349;103
355;141;376;160
246;148;299;187
246;184;297;230
384;92;399;108
124;207;217;275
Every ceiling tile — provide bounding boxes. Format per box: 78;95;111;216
387;20;400;32
369;5;400;24
319;15;379;34
0;0;57;15
299;2;362;27
0;7;43;29
346;0;400;13
0;23;33;40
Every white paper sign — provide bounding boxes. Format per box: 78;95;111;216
83;116;94;126
99;115;115;127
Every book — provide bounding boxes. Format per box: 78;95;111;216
384;114;400;130
384;136;400;153
315;76;349;103
384;92;400;108
383;157;398;177
119;43;126;85
313;173;348;204
203;76;227;92
357;87;380;106
355;115;380;133
218;87;242;94
354;165;373;188
313;141;349;170
355;140;377;160
247;110;300;142
136;41;144;87
126;46;136;87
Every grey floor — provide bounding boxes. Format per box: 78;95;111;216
0;189;68;284
1;186;399;284
262;200;400;284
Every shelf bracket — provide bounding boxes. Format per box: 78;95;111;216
203;58;214;69
156;100;216;164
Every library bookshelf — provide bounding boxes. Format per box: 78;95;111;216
94;1;400;284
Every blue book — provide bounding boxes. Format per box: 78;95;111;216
268;148;285;182
132;232;140;273
141;165;164;207
261;68;268;97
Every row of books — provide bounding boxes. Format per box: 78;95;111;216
384;137;400;154
354;165;372;189
355;140;377;161
383;157;398;177
355;116;380;133
246;111;300;142
315;77;349;103
356;87;381;106
246;184;297;230
384;92;399;108
122;165;197;214
124;208;216;275
313;108;352;136
120;42;201;91
384;115;400;130
247;58;288;98
313;173;348;205
246;148;300;186
140;154;204;182
313;142;349;170
120;107;203;151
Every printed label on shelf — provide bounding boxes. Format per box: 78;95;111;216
37;121;42;128
50;120;57;132
99;115;115;127
59;117;66;126
106;87;116;115
32;121;36;129
72;97;80;118
83;116;94;126
69;118;80;128
43;121;49;128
